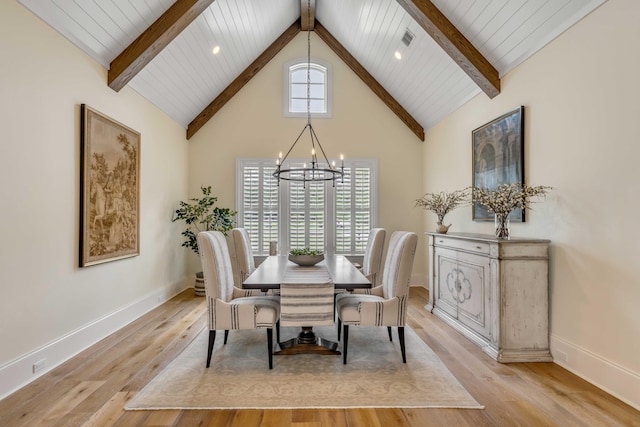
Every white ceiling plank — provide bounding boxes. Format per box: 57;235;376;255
18;0;112;66
481;0;549;62
490;0;569;69
497;0;607;75
17;0;607;134
110;0;150;28
463;0;511;45
74;1;127;50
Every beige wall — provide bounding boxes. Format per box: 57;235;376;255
0;1;189;397
424;0;639;408
187;32;426;277
4;0;637;411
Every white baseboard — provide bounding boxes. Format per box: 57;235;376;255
0;278;190;400
410;274;426;288
550;334;640;411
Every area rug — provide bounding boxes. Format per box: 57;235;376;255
126;325;483;410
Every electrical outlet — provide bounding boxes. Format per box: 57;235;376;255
556;350;568;363
32;358;46;373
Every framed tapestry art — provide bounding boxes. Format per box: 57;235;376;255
472;106;525;221
80;105;140;267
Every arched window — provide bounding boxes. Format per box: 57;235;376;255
284;59;332;118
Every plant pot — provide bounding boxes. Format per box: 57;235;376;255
194;271;205;297
436;222;451;234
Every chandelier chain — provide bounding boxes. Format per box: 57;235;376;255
272;0;344;187
306;0;311;124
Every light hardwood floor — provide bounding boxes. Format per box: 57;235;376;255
1;287;638;426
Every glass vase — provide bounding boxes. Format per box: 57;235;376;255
494;212;510;239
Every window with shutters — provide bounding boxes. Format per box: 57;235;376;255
335;162;373;254
236;158;377;256
284;59;332;118
238;162;279;255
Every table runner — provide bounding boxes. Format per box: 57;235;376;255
280;264;335;327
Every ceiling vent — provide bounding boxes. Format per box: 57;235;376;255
401;29;415;47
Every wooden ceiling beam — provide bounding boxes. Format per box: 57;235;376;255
395;0;500;98
187;20;301;140
301;0;316;31
314;20;425;141
108;0;215;92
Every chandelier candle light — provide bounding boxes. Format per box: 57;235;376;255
273;0;344;187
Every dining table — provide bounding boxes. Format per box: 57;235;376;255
243;254;371;355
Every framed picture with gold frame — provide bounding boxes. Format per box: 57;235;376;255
80;105;140;267
472;106;525;221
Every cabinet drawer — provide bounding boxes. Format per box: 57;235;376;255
433;236;491;255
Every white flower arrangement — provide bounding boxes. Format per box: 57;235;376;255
472;183;551;215
415;188;470;225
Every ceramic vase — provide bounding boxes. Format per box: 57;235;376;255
436;222;451;234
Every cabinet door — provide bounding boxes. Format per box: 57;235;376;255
454;251;492;340
433;248;459;318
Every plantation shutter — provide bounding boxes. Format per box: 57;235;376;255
242;166;260;251
335;168;352;253
288;165;326;252
237;159;375;255
261;166;279;254
240;162;279;254
335;165;372;254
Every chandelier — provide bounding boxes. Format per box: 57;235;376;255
273;0;344;187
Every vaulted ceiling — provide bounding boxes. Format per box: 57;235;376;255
18;0;606;141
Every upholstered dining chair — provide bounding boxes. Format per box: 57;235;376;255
334;228;385;304
336;231;417;364
232;228;255;281
197;231;280;369
333;228;386;322
232;227;276;296
360;228;386;286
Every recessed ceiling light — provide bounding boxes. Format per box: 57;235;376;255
394;51;402;60
212;45;221;55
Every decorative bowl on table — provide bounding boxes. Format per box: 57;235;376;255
288;249;324;266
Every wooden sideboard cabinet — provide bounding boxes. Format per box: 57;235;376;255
426;232;552;363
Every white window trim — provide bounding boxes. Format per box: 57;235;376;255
283;58;332;119
236;158;377;256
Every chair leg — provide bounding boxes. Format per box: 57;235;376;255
267;328;273;369
398;327;406;363
276;320;280;344
387;326;393;342
206;330;216;368
337;318;342;341
223;330;229;345
343;325;349;365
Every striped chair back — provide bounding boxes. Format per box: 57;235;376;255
197;231;235;303
381;231;417;300
232;228;255;281
362;228;385;286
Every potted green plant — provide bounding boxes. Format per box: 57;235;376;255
415;188;470;234
172;186;237;295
